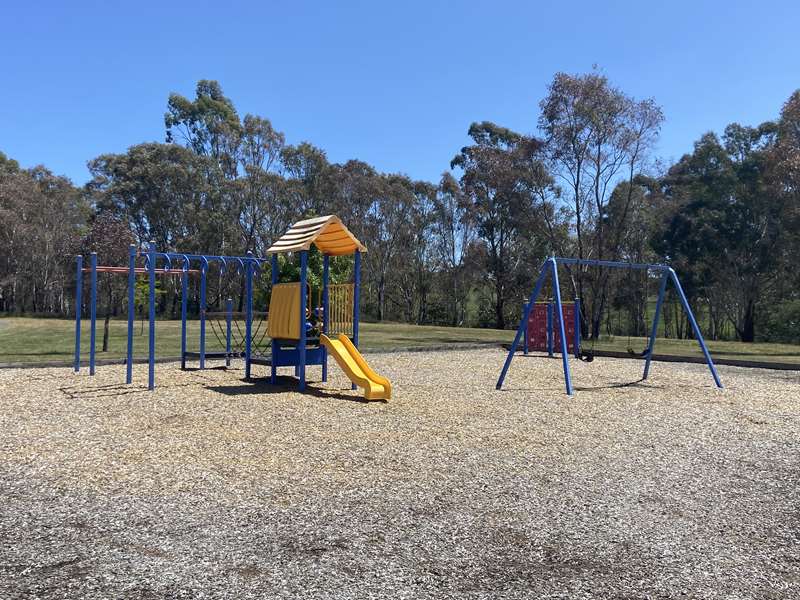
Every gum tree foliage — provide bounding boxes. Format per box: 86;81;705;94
0;164;87;314
4;78;799;342
451;122;556;329
654;124;791;342
538;70;663;337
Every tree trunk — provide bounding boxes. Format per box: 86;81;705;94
495;283;505;330
740;300;755;342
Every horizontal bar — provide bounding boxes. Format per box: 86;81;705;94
205;311;268;317
161;253;268;264
84;267;200;275
555;258;670;271
183;351;244;358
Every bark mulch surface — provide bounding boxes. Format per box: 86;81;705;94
1;349;798;599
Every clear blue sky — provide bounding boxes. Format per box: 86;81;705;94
1;0;798;185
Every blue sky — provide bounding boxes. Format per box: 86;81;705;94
1;1;798;185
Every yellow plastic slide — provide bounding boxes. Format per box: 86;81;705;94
320;334;392;400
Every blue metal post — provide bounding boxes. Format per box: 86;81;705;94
298;250;307;391
226;297;233;368
89;252;97;376
352;250;361;390
199;259;208;370
642;273;669;380
668;269;723;388
546;302;554;357
322;254;329;382
74;255;83;372
245;251;253;380
550;259;573;395
353;251;361;347
180;260;188;370
126;245;136;384
270;254;278;385
147;241;156;391
573;298;581;358
496;261;550;390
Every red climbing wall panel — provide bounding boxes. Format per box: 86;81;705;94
526;303;576;354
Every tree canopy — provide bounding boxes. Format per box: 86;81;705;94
1;74;798;343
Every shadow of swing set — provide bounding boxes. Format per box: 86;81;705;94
73;215;392;400
496;257;724;395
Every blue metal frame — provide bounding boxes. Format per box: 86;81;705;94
573;298;581;359
147;242;156;390
298;250;308;391
668;268;722;388
73;244;263;389
89;253;97;376
244;251;253;379
126;245;135;384
199;258;208;370
225;298;233;368
180;258;188;370
74;255;83;372
351;250;361;390
322;254;329;382
550;259;573;395
643;272;669;380
496;260;550;390
270;254;279;385
353;251;361;348
496;257;723;394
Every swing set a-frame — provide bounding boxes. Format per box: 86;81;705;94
496;257;724;395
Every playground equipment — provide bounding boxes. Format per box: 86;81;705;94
73;215;391;400
320;334;392;400
497;257;723;395
74;245;264;389
523;300;581;358
262;215;391;399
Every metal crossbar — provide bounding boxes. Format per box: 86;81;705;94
555;258;670;271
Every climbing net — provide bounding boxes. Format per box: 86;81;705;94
206;309;270;358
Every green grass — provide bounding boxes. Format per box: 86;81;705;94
0;317;798;366
0;317;514;365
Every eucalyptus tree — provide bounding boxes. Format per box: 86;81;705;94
431;172;475;326
363;173;416;321
87;143;221;250
538;70;663;336
451;122;554;329
165;79;242;179
655;123;789;342
0;165;86;314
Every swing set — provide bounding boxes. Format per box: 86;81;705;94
497;257;723;395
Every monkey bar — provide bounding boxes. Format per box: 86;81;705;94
74;245;266;390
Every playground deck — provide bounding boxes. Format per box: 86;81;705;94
1;349;798;598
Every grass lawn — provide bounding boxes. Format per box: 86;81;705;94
0;316;798;366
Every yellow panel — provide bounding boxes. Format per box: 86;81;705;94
268;283;302;340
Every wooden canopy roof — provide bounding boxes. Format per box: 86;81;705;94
266;215;367;256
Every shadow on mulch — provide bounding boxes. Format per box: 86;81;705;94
496;378;666;393
573;378;664;392
206;376;386;405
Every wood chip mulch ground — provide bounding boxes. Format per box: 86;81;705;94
1;349;798;599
